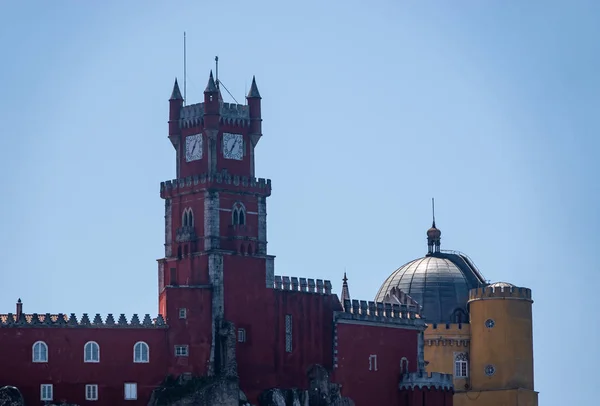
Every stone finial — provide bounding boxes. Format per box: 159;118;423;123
308;279;316;293
93;314;103;325
105;314;115;325
142;314;152;326
299;278;308;292
367;302;376;315
360;300;368;315
316;279;324;294
118;314;128;325
31;313;40;325
274;275;283;289
155;315;166;326
282;276;291;290
68;313;78;326
291;277;299;291
324;280;332;295
351;300;360;314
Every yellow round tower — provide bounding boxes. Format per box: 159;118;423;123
467;282;538;406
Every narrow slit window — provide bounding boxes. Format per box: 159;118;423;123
285;314;292;353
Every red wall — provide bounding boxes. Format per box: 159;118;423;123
334;322;419;405
0;327;168;405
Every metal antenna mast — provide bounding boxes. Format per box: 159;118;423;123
183;32;187;105
215;56;219;88
432;198;436;226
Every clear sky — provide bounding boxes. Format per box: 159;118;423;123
0;1;598;404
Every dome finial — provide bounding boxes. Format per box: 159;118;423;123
427;198;441;255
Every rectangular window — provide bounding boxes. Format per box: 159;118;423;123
455;360;468;377
238;328;246;343
285;314;292;353
179;308;187;319
369;354;378;371
175;345;189;357
85;384;98;401
170;268;177;286
40;384;53;401
124;383;137;400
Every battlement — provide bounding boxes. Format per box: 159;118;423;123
336;299;424;328
272;275;332;295
468;284;532;302
179;102;251;129
427;322;471;334
160;171;271;198
0;313;167;328
399;372;454;391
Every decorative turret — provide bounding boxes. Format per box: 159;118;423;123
168;78;184;145
427;198;441;255
16;299;22;320
247;76;263;154
203;70;220;121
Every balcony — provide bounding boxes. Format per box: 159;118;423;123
176;226;197;243
228;224;254;238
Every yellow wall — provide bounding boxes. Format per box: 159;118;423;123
469;295;534;391
424;323;470;390
454;388;538;406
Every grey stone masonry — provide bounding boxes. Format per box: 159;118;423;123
335;299;425;329
204;191;220;250
179;102;250;129
273;275;332;295
257;196;267;255
0;313;167;328
399;372;454;391
164;198;172;257
160;171;271;200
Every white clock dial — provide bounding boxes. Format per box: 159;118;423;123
185;134;202;162
222;133;243;160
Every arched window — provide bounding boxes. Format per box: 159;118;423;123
84;341;100;363
32;341;48;363
232;203;246;226
400;357;409;374
182;208;194;227
454;352;468;378
133;341;149;363
452;308;467;324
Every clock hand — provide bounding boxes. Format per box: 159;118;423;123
192;139;197;154
229;139;238;154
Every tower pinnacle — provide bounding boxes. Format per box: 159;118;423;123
205;70;218;93
247;76;261;99
340;271;351;305
170;78;183;100
427;198;441;255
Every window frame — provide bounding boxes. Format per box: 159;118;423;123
85;384;98;401
84;341;100;363
369;354;378;371
40;384;53;401
237;328;246;343
285;314;292;353
32;341;48;363
179;308;187;319
133;341;150;363
454;352;469;378
175;345;189;357
124;383;137;400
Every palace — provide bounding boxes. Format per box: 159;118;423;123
0;70;537;406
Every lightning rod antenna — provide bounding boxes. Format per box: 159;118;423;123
183;32;187;106
432;198;436;227
215;56;219;88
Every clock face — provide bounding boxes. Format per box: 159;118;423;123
185;134;202;162
222;133;243;160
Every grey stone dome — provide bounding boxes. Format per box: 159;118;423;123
375;252;486;323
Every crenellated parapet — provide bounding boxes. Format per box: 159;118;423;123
0;313;167;328
426;322;470;347
468;283;532;303
399;372;454;391
272;275;332;295
160;170;271;199
179;102;251;129
335;299;424;328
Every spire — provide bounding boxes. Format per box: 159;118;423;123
427;198;442;255
340;271;351;305
247;75;261;99
170;78;183;100
204;70;218;93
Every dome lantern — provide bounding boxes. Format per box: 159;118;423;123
427;198;441;255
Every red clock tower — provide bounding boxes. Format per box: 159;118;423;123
159;72;273;377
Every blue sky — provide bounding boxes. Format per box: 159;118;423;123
0;1;598;404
